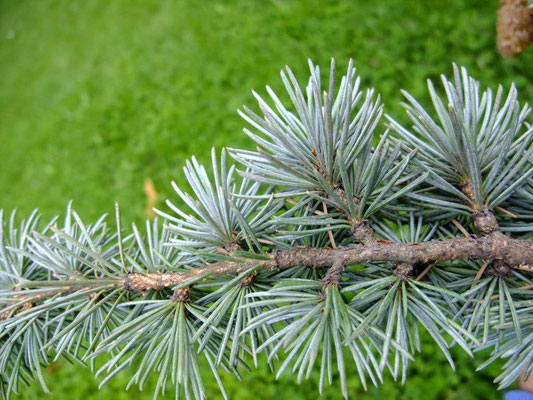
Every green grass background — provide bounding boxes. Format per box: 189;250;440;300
0;0;532;398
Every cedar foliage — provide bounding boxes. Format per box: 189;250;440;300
1;60;532;399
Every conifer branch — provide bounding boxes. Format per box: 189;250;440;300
10;231;531;295
1;60;532;400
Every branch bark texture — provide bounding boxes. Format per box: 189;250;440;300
122;232;533;292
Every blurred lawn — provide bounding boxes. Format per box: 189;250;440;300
0;0;532;399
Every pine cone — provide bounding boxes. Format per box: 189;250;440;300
497;0;533;57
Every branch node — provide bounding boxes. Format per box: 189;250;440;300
322;260;345;292
350;219;377;245
239;272;256;288
459;179;475;200
393;262;414;281
486;259;512;278
223;241;241;254
471;209;499;235
171;287;190;303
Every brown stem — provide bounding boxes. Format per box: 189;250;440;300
117;234;533;292
0;286;93;320
122;260;260;292
3;235;532;299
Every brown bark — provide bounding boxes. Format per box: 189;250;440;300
350;219;377;245
122;260;259;292
0;287;87;320
119;233;533;292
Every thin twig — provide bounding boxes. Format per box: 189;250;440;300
491;284;532;300
323;202;337;248
495;206;517;218
451;219;471;238
285;198;325;215
415;263;435;281
475;260;491;281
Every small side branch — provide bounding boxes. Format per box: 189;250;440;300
322;260;345;287
350;219;377;246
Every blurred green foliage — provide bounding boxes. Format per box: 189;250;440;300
0;0;531;398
